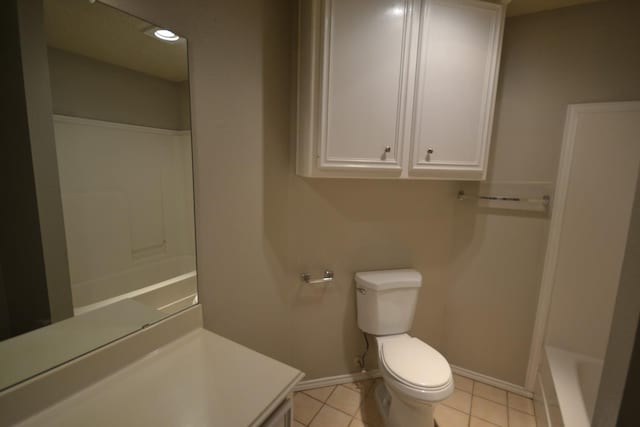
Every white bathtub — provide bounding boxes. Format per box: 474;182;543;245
72;255;197;315
535;346;604;427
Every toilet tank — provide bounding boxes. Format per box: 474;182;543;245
355;269;422;335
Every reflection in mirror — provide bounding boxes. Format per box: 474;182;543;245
0;0;196;391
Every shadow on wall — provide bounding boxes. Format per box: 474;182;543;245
261;0;291;307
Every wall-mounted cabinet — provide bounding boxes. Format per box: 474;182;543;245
296;0;506;180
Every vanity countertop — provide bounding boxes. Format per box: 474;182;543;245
14;328;304;427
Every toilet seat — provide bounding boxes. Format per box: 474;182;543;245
378;335;453;401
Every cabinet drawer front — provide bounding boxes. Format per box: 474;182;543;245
410;0;503;178
319;0;413;171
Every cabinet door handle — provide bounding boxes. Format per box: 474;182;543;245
426;148;434;161
384;146;392;153
427;148;434;154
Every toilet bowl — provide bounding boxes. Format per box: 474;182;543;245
376;334;453;426
355;269;453;427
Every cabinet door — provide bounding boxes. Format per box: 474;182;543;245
317;0;413;173
409;0;503;180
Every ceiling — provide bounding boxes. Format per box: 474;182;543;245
43;0;606;80
44;0;188;82
506;0;605;17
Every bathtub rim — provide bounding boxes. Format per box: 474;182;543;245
73;270;197;315
544;345;603;427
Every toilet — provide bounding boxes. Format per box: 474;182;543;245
355;269;454;427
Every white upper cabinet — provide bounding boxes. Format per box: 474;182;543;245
297;0;506;180
297;0;414;177
409;0;503;179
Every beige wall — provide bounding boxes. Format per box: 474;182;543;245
442;0;640;385
47;47;190;130
287;179;456;376
102;0;456;378
443;207;549;384
489;0;640;184
101;0;640;386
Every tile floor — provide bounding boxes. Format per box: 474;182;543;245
293;374;536;427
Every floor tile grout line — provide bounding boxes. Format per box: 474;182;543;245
475;414;507;427
301;376;535;427
293;392;321;426
470;389;536;417
324;400;361;419
300;391;325;405
297;382;377;427
304;402;321;427
472;394;511;408
470;395;507;427
508;405;536;417
316;401;369;427
471;391;508;406
301;384;337;404
307;386;340;426
295;391;323;426
325;385;369;418
470;415;502;427
440;399;472;414
441;403;472;417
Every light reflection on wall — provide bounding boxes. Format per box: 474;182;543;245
387;5;405;17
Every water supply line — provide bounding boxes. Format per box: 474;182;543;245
357;332;369;372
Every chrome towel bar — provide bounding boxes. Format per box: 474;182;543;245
457;190;550;207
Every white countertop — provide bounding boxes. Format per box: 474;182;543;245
15;328;304;427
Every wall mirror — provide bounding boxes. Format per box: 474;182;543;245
0;0;196;391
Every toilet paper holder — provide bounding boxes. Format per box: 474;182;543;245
301;270;334;285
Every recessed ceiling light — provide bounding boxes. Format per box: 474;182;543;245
153;29;179;42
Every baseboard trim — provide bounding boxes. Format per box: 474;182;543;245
451;365;533;398
294;366;532;399
294;370;381;391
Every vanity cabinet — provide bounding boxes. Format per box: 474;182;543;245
9;326;304;427
261;397;293;427
296;0;505;180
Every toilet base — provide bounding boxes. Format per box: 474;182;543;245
375;382;435;427
374;382;391;421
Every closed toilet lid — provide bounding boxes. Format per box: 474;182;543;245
381;336;451;389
